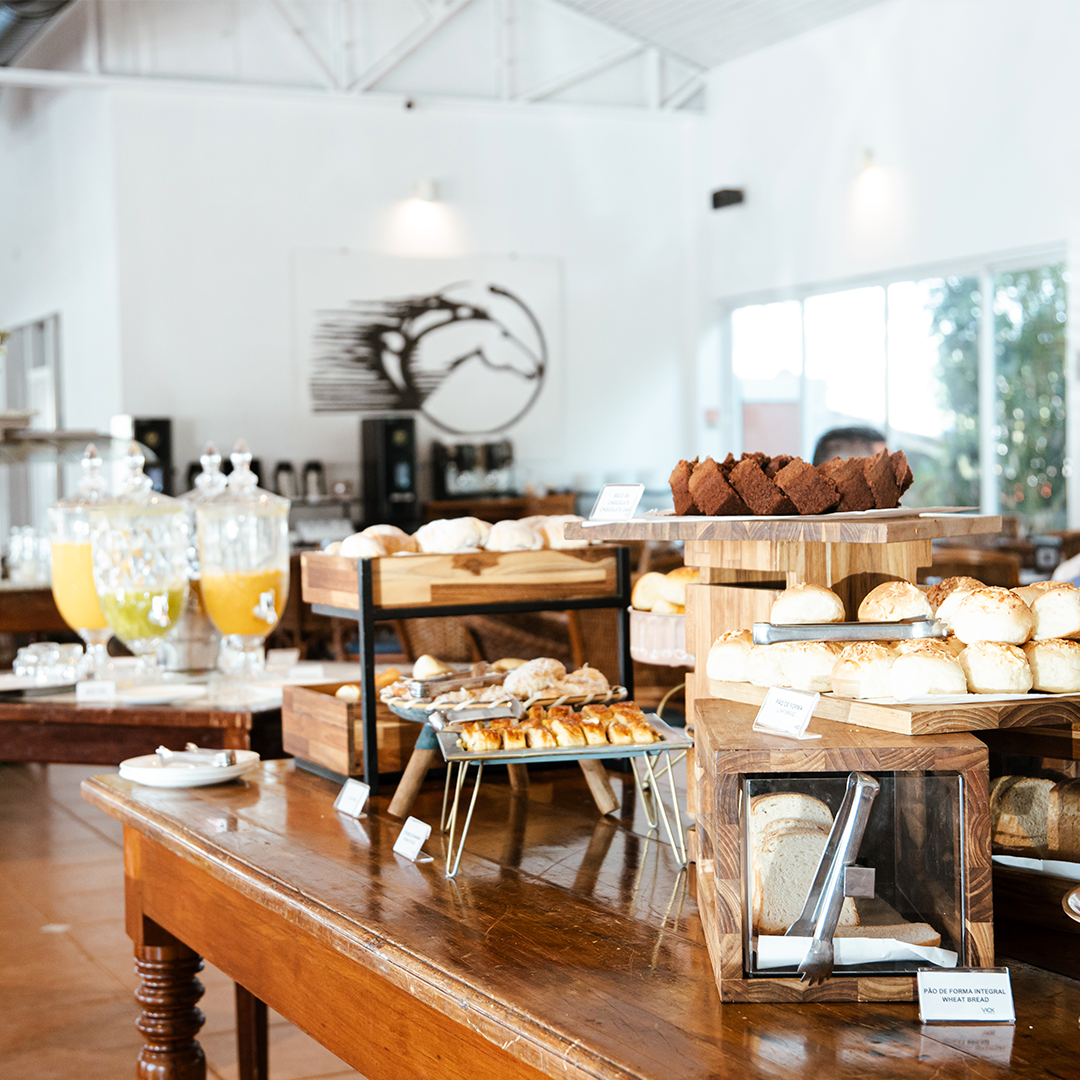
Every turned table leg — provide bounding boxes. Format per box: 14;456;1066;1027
134;939;206;1079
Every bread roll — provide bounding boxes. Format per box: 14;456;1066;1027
926;576;985;613
658;566;700;607
770;583;845;624
780;640;843;692
650;598;685;614
563;665;610;694
894;638;962;658
412;654;454;679
413;517;486;554
361;523;419;554
539;514;589;550
746;643;791;688
1023;638;1080;692
830;642;895;698
502;657;566;697
951;587;1034;645
1029;584;1080;640
1014;580;1072;607
958;641;1033;694
706;629;753;682
889;650;967;699
935;588;975;634
338;532;388;558
483;519;544;552
857;581;932;622
492;657;526;672
631;572;668;612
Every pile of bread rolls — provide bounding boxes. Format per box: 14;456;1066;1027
631;566;700;615
707;577;1080;701
326;514;594;558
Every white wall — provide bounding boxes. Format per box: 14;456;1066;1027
107;88;700;495
702;0;1079;300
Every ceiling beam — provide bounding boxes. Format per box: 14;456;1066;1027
518;42;643;104
270;0;340;91
663;72;704;111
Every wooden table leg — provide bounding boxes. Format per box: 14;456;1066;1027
388;747;439;818
507;763;530;794
578;759;620;815
134;938;206;1079
235;983;269;1080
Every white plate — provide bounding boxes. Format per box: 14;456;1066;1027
0;673;77;695
118;750;260;788
116;684;209;705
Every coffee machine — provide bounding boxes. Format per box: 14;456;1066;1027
361;417;419;531
432;440;515;500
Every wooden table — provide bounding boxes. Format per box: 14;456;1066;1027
82;760;1080;1080
0;581;68;634
0;692;283;764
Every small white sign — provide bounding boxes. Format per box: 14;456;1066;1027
917;968;1015;1024
588;483;645;522
288;662;325;681
76;680;117;703
333;779;370;820
393;816;433;863
752;686;821;739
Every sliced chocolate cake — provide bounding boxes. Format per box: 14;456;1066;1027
764;454;794;480
863;448;901;508
669;458;699;515
891;449;914;497
818;456;875;512
728;458;798;516
774;458;840;515
688;457;750;516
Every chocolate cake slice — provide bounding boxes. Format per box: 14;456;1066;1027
728;458;798;516
764;454;793;480
669;458;699;515
863;448;901;508
688;457;750;516
720;453;737;475
891;449;914;497
819;457;875;512
774;457;840;515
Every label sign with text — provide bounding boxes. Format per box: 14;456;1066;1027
76;680;117;703
752;686;820;739
393;816;433;863
333;779;370;820
917;968;1015;1023
588;483;645;522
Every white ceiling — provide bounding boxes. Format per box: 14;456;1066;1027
556;0;891;69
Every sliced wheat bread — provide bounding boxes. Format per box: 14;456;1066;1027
750;792;833;834
1048;778;1080;861
993;777;1053;856
835;922;942;948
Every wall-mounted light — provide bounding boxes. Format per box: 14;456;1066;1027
413;179;439;202
711;188;745;210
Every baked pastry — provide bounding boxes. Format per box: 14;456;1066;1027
926;576;985;613
413;517;487;554
830;642;895;699
1013;580;1072;607
360;523;419;555
460;728;501;753
770;583;845;624
492;657;525;672
631;572;668;611
525;726;557;749
781;641;843;692
889;650;967;699
502;658;567;697
658;566;700;607
818;456;876;512
958;641;1033;694
857;581;932;622
483;519;544;552
526;705;547;722
669;459;698;515
563;665;610;695
706;629;754;683
609;701;646;719
580;720;608;746
728;458;798;516
338;532;388;558
412;654;454;679
1023;638;1080;692
1028;584;1080;640
628;719;660;743
688;457;750;516
546;704;575;721
951;587;1035;645
605;720;634;744
862;449;901;509
746;643;791;688
501;726;528;751
773;458;840;515
550;719;587;747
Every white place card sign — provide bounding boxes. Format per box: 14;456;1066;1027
588;483;645;522
333;779;370;820
76;680;117;703
393;816;433;863
752;686;822;740
917;968;1015;1023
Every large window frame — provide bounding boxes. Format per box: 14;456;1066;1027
709;244;1079;526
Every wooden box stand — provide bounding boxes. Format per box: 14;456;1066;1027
693;699;994;1003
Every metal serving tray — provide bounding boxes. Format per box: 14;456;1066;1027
436;714;692;764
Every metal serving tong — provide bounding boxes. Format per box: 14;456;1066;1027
753;616;947;646
428;697;525;731
787;771;880;985
156;743;236;768
405;666;505;701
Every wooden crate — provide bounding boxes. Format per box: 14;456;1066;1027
301;547;621;612
282;683;421;779
702;680;1080;737
695;697;993;1003
992;863;1080;980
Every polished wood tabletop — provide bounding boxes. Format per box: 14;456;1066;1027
82;760;1080;1080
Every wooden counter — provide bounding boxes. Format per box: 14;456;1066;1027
82;760;1080;1079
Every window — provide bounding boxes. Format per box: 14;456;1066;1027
727;262;1068;527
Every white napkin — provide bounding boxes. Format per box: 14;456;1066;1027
756;934;958;970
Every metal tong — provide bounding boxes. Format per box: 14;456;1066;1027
156;743;236;768
428;697;524;731
753;616;947;646
786;771;880;985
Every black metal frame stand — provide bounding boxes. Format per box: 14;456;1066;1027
312;545;634;794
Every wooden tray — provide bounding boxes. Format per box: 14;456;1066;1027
704;680;1080;736
301;547;620;611
282;683;421;780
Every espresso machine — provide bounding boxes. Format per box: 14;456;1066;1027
432;440;515;500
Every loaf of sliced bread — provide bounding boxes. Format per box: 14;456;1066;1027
1049;778;1080;861
750;792;833;834
835;922;942;948
993;777;1054;856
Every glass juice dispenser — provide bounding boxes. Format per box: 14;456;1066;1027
89;442;189;679
48;444;113;677
195;440;290;678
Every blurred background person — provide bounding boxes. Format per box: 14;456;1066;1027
812;426;887;466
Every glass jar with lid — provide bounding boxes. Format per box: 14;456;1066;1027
196;439;290;678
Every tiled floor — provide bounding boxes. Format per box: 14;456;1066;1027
0;762;364;1079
